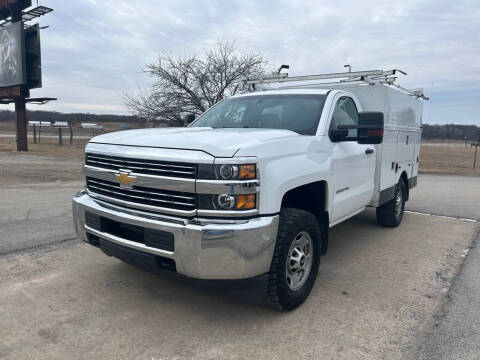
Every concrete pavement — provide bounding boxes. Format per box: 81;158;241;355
0;181;83;254
406;175;480;221
1;210;476;360
419;229;480;360
0;174;478;359
410;175;480;360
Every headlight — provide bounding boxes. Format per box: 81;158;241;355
216;194;236;209
196;161;258;213
198;163;256;180
198;194;257;211
217;164;238;180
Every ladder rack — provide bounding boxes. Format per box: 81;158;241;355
241;68;429;100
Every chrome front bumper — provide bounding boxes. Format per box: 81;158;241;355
72;193;278;280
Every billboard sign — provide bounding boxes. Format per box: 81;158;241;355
0;21;26;87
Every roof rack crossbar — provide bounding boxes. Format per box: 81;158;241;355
243;69;384;85
241;68;428;100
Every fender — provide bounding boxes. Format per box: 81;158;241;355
236;135;333;215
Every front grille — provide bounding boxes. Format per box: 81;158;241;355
85;153;196;179
86;177;196;212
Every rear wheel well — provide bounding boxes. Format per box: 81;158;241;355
281;181;329;255
400;171;409;201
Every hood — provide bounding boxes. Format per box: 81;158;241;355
89;127;300;157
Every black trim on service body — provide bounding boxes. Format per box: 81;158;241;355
378;176;417;206
378;185;396;206
408;176;417;189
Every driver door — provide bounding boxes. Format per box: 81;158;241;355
329;96;376;223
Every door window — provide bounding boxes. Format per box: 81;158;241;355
330;97;359;138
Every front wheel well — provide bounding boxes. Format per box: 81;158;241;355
281;181;329;255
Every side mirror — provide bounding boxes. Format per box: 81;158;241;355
357;112;384;144
337;112;384;145
184;114;196;126
330;128;348;142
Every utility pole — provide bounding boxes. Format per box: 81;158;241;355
11;1;28;151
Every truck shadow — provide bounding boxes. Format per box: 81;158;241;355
95;207;393;315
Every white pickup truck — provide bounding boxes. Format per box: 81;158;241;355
73;69;427;310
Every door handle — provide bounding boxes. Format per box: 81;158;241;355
365;148;375;154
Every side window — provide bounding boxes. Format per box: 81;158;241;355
330;97;359;137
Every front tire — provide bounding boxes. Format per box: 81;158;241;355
376;179;406;228
267;208;321;310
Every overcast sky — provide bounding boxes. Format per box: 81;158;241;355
24;0;480;125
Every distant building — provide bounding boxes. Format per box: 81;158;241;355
52;121;69;127
28;121;51;127
81;123;103;129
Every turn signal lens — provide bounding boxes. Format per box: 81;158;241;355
236;194;256;210
239;164;256;180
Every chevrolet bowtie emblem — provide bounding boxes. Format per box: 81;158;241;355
115;170;136;188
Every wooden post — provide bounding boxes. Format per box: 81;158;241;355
11;4;28;151
15;99;28;151
58;127;63;145
33;124;37;143
474;144;478;169
70;125;73;144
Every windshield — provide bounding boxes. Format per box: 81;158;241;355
190;94;327;135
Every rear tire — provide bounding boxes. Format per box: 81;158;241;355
267;208;322;310
376;179;406;228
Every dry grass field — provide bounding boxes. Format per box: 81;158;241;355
420;143;479;176
0;136;88;160
0;137;87;185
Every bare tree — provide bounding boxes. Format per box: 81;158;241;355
123;41;267;126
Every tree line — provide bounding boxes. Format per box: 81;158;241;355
0;109;144;126
422;124;480;141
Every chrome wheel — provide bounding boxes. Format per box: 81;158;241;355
286;231;313;291
394;186;403;217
